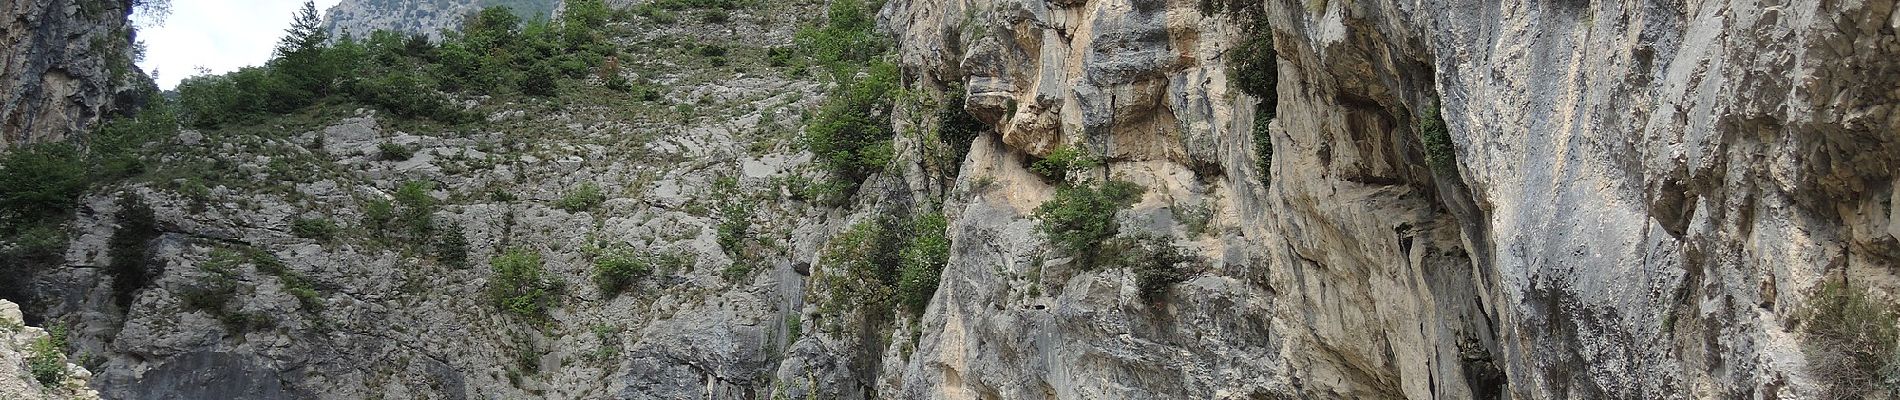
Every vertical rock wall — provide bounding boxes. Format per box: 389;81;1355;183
0;0;144;151
880;0;1900;398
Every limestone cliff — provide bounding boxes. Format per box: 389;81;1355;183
5;0;1897;399
0;0;148;150
323;0;562;39
877;0;1900;398
0;300;100;400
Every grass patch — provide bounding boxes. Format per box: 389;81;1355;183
1801;280;1900;398
555;182;608;212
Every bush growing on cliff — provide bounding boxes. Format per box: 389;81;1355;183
803;62;899;186
1802;280;1900;398
26;334;65;386
0;143;88;229
897;212;950;315
291;217;339;240
1417;104;1457;175
490;248;554;319
818;220;903;318
592;247;654;297
937;89;987;175
1226;13;1278;187
555;183;607;212
1029;145;1100;183
1125;235;1196;301
1033;180;1144;270
106;194;160;312
796;0;887;77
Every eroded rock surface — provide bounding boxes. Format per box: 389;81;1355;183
0;0;146;150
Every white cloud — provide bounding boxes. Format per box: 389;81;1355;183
134;0;344;89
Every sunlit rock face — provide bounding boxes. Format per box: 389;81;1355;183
5;0;1896;398
0;0;146;151
879;0;1900;398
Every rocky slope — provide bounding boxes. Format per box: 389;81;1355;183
0;300;100;400
323;0;561;39
5;0;1898;399
0;0;148;150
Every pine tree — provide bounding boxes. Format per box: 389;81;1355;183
274;0;335;98
277;0;327;58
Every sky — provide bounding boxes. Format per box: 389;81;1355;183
135;0;344;89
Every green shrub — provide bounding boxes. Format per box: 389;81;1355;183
394;181;437;238
1033;180;1144;270
1417;104;1457;175
1125;235;1195;301
593;248;652;297
803;62;898;185
378;142;413;161
633;5;679;23
1229;18;1277;102
106;194;160;311
714;177;755;262
437;223;471;268
490;248;553;319
795;0;888;77
362;198;396;234
1029;145;1100;183
765;47;795;68
26;335;64;386
0;143;88;228
520;63;560;97
701;9;730;23
1802;280;1900;398
346;71;469;123
818;220;902;317
897;212;949;315
291;217;339;240
555;183;607;212
937;90;987;175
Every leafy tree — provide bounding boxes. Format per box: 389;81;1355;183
804;62;898;185
490;248;553;319
0;143;87;227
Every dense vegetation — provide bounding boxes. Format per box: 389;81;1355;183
1034;180;1144;270
798;0;897;193
817;210;952;326
1030;145;1101;184
176;0;618;129
25;325;67;386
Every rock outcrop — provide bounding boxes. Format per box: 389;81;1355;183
9;0;1898;398
0;300;100;400
878;0;1900;398
322;0;561;39
0;0;147;150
